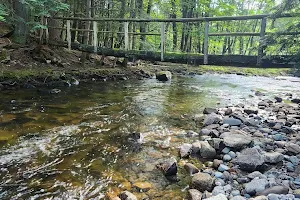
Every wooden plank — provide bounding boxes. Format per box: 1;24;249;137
51;13;299;22
124;22;129;50
93;21;98;53
66;20;71;50
161;23;165;61
257;17;267;66
204;20;209;65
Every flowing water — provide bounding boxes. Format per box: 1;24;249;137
1;74;300;200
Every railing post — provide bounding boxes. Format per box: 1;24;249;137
93;21;98;53
257;17;267;66
124;22;129;51
161;22;165;61
45;18;49;44
66;20;71;50
204;20;209;65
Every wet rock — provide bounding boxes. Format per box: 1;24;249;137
255;91;265;96
203;113;222;126
221;131;252;149
187;189;203;200
251;196;268;200
186;130;199;137
244;108;258;115
119;191;137;200
275;97;283;103
263;152;284;163
291;99;300;104
256;185;289;196
156;71;172;81
235;148;265;172
179;143;192;158
214;171;223;178
184;163;200;175
199;141;216;158
156;158;177;177
204;107;218;114
285;143;300;154
244;179;268;196
225;108;233;115
223;118;242;126
203;194;227;200
258;101;269;107
191;172;214;192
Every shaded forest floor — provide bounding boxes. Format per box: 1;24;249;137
0;45;299;90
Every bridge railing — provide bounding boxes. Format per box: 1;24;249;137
44;13;300;66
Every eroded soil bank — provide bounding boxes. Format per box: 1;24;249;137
0;45;299;91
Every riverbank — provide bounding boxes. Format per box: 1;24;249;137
0;46;299;90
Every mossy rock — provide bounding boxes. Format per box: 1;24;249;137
156;71;172;81
0;22;13;37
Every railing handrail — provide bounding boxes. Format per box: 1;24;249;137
49;13;299;22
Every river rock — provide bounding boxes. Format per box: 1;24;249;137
204;107;218;114
191;172;214;192
244;179;268;196
285;143;300;154
223;118;242;126
199;141;216;158
187;189;203;200
203;113;222;126
244;108;258;115
179;143;192;158
119;191;137;200
218;164;230;172
132;182;152;192
221;131;252;149
235;148;265;172
184;163;200;175
256;185;289;196
291;99;300;104
156;71;172;81
231;196;246;200
212;186;225;195
263;152;284;163
203;194;228;200
156;158;177;176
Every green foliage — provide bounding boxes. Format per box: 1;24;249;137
0;4;8;21
23;0;69;18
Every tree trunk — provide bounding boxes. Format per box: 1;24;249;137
171;0;177;51
13;0;28;44
83;0;91;45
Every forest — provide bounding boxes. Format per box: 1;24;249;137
0;0;299;61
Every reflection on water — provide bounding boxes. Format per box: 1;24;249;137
1;74;300;199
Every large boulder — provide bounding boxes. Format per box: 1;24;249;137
234;148;265;172
191;173;214;192
179;143;192;158
156;158;177;176
156;71;172;81
285;143;300;154
220;130;252;149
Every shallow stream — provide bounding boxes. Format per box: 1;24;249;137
1;74;300;199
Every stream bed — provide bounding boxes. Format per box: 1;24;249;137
1;74;300;200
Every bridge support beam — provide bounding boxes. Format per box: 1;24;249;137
124;22;129;51
66;20;71;50
257;17;267;66
161;22;165;61
93;21;98;53
204;20;209;65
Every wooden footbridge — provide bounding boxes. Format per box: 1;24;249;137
42;13;300;67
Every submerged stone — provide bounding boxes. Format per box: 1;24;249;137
156;71;172;81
